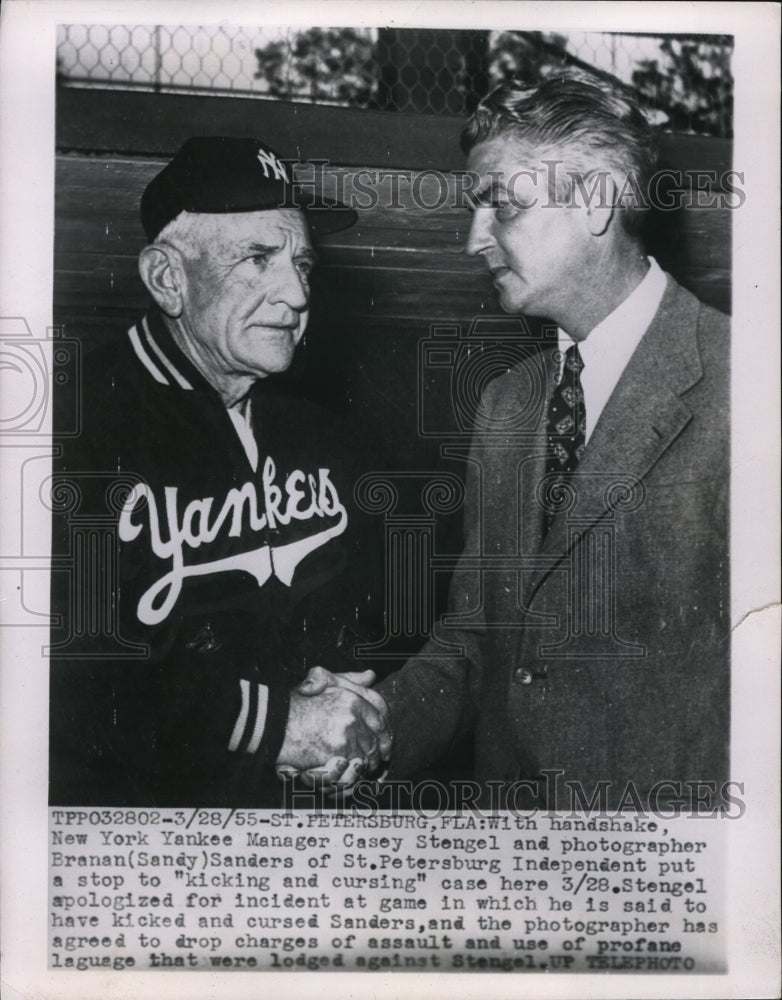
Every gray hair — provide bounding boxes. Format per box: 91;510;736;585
152;211;213;259
462;71;657;234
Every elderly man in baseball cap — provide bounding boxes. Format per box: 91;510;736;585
50;137;388;807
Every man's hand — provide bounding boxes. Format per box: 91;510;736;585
277;667;391;783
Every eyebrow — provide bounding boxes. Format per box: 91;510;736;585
242;241;318;263
469;179;506;210
244;241;281;255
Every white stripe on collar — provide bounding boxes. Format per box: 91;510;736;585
127;324;168;385
141;316;194;390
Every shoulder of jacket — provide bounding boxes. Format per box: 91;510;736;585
663;275;730;335
697;297;730;338
479;351;542;411
690;290;730;381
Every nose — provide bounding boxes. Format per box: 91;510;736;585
466;206;495;257
267;260;310;313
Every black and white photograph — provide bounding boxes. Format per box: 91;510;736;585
48;14;736;811
0;2;779;997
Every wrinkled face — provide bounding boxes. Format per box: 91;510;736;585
177;209;315;381
466;136;593;323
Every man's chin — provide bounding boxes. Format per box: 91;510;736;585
497;288;528;315
242;331;302;377
243;350;298;379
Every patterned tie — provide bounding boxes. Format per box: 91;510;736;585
544;344;586;533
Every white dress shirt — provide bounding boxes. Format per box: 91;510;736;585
557;257;667;444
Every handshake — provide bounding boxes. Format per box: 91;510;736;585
276;666;392;789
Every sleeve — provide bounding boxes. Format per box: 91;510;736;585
153;658;294;807
49;616;296;807
377;443;487;779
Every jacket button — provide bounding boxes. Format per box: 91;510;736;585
514;667;533;685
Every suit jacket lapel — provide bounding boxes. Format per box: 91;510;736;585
525;276;705;600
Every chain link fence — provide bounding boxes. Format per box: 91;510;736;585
56;25;733;137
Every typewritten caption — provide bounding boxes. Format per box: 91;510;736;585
48;808;725;973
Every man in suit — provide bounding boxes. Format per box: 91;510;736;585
306;73;730;810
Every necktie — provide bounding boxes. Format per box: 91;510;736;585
544;344;586;533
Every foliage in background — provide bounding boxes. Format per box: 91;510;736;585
487;31;570;86
254;28;377;106
632;38;733;138
57;25;734;138
253;29;733;136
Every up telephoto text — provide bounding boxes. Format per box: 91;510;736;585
49;808;724;973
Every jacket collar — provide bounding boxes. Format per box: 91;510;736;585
126;309;214;393
569;276;701;480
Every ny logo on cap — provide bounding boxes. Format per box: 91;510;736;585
257;148;288;182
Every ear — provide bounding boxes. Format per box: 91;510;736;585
584;171;618;238
138;244;184;317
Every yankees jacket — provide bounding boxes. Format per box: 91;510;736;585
49;310;383;807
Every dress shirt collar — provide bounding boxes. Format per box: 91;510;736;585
557;256;668;444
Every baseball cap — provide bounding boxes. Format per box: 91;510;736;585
140;136;357;241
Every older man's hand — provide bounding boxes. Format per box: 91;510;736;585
276;667;391;783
